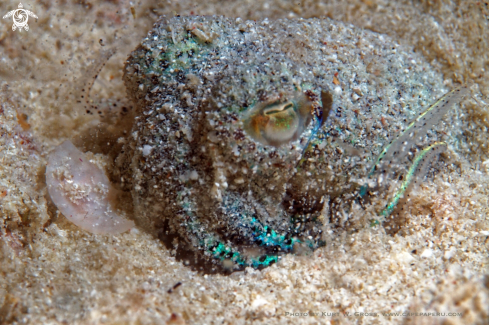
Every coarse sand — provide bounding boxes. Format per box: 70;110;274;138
0;0;488;324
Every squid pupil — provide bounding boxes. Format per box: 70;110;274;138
264;102;294;115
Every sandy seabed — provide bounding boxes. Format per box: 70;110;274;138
1;0;489;324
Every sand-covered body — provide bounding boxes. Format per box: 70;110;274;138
121;16;456;272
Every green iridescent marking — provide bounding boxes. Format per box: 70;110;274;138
184;212;298;268
145;35;212;77
379;142;447;216
182;206;325;269
370;219;380;227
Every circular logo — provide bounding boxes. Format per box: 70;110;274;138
2;3;38;32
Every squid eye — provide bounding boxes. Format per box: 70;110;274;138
243;94;313;147
263;102;294;116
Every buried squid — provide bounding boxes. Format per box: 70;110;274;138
48;15;471;273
